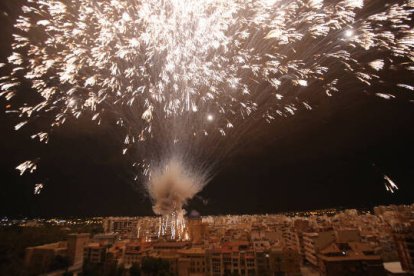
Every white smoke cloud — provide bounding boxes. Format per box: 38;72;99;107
147;158;206;216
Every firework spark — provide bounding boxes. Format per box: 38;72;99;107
16;160;37;175
34;183;44;195
1;0;413;200
384;175;399;193
157;210;188;240
2;0;412;137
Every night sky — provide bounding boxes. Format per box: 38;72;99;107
0;1;413;218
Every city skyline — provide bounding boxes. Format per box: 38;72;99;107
14;204;414;275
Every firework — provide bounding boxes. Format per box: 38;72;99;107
1;0;413;199
34;183;44;194
384;175;399;193
157;210;188;240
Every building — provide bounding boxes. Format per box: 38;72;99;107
123;241;152;268
268;248;301;276
394;225;414;274
103;217;139;238
83;242;107;264
24;233;89;275
177;247;207;276
105;242;126;271
187;212;208;244
303;231;336;266
206;241;256;276
293;219;313;263
24;241;68;275
255;250;271;275
335;229;361;243
83;240;128;275
92;232;119;245
67;233;89;267
318;241;386;276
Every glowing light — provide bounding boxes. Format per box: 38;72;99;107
207;114;214;122
376;93;395;100
16;160;37;175
344;29;354;38
369;60;385;71
68;99;76;107
34;183;44;195
384;175;398;193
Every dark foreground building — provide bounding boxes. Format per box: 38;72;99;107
394;225;414;274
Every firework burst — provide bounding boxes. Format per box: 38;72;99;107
1;0;413;201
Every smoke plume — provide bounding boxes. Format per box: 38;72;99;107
147;158;206;215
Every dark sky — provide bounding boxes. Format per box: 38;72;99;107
0;1;413;218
